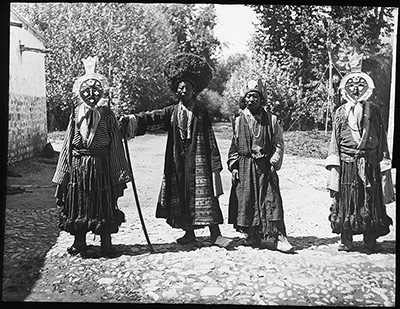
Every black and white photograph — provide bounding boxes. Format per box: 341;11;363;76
3;2;397;305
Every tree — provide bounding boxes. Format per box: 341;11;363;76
197;89;225;121
161;3;222;68
12;3;225;130
12;3;177;130
248;5;396;130
222;53;307;129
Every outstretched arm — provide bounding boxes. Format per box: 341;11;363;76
120;105;174;139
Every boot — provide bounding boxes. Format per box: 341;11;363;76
364;233;382;253
176;230;196;245
338;230;353;252
100;234;118;257
244;227;261;246
67;232;87;255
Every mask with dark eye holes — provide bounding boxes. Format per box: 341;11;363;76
79;78;104;107
344;76;368;102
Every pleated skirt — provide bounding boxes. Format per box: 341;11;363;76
329;159;392;237
56;154;126;235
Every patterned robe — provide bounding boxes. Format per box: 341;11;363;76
227;107;286;239
325;101;393;238
52;104;130;235
133;101;224;230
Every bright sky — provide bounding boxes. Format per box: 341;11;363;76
213;4;259;59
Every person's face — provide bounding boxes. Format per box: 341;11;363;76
80;78;104;107
176;80;194;103
344;76;368;101
244;91;261;113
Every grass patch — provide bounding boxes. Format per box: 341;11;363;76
284;130;331;159
212;122;330;159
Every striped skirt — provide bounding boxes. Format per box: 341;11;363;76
55;153;126;236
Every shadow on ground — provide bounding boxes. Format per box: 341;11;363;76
76;235;396;259
3;155;60;301
288;235;396;254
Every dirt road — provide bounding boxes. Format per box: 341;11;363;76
3;124;396;305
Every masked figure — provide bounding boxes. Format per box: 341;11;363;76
325;51;394;252
53;56;130;257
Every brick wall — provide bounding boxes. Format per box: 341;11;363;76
8;93;47;164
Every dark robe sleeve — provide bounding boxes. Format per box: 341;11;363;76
135;105;174;136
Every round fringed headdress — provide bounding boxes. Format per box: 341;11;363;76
338;51;374;103
163;53;212;94
72;56;109;104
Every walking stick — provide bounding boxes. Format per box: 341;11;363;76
122;130;154;253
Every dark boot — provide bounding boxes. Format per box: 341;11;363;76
67;233;87;255
100;234;118;257
364;232;382;253
244;227;261;246
338;230;353;251
176;230;196;245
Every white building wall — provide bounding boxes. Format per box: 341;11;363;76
8;9;48;163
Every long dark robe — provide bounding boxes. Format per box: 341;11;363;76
52;105;130;235
227;108;286;239
327;101;392;237
134;101;223;230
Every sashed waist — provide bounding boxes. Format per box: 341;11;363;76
72;147;110;157
238;152;270;160
340;147;377;163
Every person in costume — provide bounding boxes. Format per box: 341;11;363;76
120;53;231;247
325;51;394;252
53;56;131;257
227;79;294;253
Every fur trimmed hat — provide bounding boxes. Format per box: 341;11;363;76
163;53;212;93
239;79;266;109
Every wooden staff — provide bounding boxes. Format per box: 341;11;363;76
122;129;154;253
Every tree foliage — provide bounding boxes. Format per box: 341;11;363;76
248;5;395;130
222;53;307;128
12;3;222;131
11;3;396;132
161;4;222;68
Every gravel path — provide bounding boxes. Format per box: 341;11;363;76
3;128;396;305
